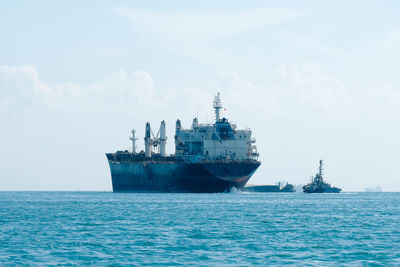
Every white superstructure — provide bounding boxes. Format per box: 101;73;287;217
174;93;258;162
137;93;258;162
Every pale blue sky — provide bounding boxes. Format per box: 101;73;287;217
1;1;399;191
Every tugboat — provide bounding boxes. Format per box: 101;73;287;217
303;160;341;193
280;183;296;192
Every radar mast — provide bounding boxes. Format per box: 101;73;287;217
319;159;324;180
213;92;222;122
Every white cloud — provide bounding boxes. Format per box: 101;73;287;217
0;65;158;114
218;65;400;119
2;63;398;121
285;64;348;111
217;71;283;117
0;64;59;111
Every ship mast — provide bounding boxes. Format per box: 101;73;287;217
213;92;222;122
129;128;138;154
319;159;324;180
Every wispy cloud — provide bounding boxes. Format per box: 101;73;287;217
114;7;302;42
218;65;400;119
2;64;398;120
0;64;211;123
112;6;304;74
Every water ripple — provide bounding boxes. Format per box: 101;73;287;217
0;192;399;265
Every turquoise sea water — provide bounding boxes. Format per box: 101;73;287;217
1;192;399;266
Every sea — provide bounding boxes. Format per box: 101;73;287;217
0;192;399;266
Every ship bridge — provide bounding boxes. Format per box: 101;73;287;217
174;93;258;162
213;118;235;140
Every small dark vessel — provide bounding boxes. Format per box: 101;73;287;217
280;183;296;192
303;160;341;193
243;182;296;193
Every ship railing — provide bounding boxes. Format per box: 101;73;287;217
198;158;260;164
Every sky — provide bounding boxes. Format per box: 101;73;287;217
1;0;399;191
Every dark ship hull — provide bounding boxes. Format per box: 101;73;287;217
303;186;341;193
243;184;295;193
107;155;260;193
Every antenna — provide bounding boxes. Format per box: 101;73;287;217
213;92;222;122
319;159;324;179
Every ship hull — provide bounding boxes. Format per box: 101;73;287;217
108;160;260;193
303;188;341;193
243;184;296;193
302;185;341;193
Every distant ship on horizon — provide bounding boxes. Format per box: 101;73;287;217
364;186;383;192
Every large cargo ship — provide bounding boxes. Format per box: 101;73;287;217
106;93;261;192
